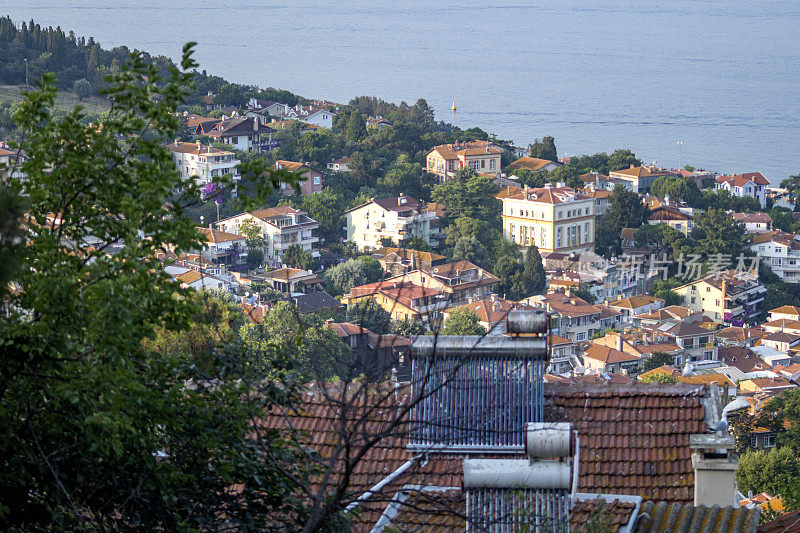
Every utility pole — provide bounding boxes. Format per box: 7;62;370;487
23;58;28;89
676;140;683;170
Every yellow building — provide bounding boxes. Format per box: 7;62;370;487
496;184;595;254
673;270;765;323
425;140;503;182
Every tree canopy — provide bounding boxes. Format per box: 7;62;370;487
441;307;487;336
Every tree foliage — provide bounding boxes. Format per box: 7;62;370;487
346;298;392;335
607;149;642;172
650;175;702;207
0;44;311;530
737;447;800;498
641;351;675;372
529;136;557;161
690;208;746;257
441;307;487;336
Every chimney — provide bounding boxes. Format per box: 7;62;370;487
174;138;178;146
196;140;201;152
490;293;497;302
615;332;623;352
564;289;571;298
690;434;739;507
253;117;259;131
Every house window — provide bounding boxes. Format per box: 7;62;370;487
481;159;486;169
765;434;776;448
576;332;585;341
314;176;321;185
490;159;496;170
750;436;758;449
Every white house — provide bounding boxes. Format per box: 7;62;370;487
327;157;353;172
173;269;238;292
714;172;769;208
344;195;442;251
246;98;291;119
749;231;800;283
606;294;664;323
167;141;240;186
732;212;773;233
216;206;320;268
284;105;335;129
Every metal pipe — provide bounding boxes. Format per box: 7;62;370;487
506;309;548;334
463;459;572;490
411;336;547;359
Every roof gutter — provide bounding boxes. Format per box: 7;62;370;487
345;455;423;513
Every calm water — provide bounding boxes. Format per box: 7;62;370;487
5;1;800;182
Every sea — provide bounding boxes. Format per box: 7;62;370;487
5;1;800;182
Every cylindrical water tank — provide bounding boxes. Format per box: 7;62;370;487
526;422;574;458
463;459;572;490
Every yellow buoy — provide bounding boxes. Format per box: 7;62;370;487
451;100;457;112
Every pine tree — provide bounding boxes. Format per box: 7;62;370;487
524;245;547;296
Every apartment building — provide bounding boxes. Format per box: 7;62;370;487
497;184;595;254
344;195;442;251
524;292;622;342
195;227;246;266
674;270;766;324
216;206;320;267
404;260;499;307
748;231;800;282
425;140;503;182
167;141;240;186
715;172;769;208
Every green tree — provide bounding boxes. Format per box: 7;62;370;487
356;255;384;283
608;148;642;172
346;298;392;335
72;77;92;100
431;168;501;228
344;110;367;145
301;186;346;242
325;258;369;297
378;154;434;199
596;185;649;257
758;387;800;452
570;283;596;304
404;236;433;252
240;300;351;380
642;351;675;372
781;173;800;203
441;307;487;336
737;447;800;497
0;45;308;530
392;317;426;336
691;208;746;257
451;235;492;271
650;175;702;206
283;242;314;269
523;245;547;295
494;254;526;301
529;136;557;161
639;373;679;384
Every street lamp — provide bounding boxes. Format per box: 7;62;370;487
676;141;683;170
23;58;28;89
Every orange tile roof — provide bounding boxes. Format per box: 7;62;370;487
196;226;244;244
428;140;503;160
584;343;641;364
509;156;554;172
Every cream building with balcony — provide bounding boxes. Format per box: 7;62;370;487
216;206;319;268
167;141;241;186
674;270;766;324
425;140;503;182
344;195;442;251
497;184;595;254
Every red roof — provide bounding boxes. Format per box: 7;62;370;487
715;172;770;187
